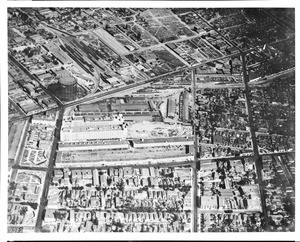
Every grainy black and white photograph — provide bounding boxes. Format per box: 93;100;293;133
5;6;296;238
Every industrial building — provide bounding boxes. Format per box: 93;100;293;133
167;99;176;119
132;137;194;148
92;169;100;187
181;90;190;122
31;113;56;125
122;111;153;122
58;140;130;151
62;114;124;127
60;124;127;142
124;96;147;104
74;110;155;123
111;103;149;112
60;112;127;142
18;99;40;113
77;102;108;113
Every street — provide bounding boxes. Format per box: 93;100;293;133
34;108;64;232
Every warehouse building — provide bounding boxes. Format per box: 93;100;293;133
167;98;176;119
58;140;129;151
60;124;127;142
132;137;193;148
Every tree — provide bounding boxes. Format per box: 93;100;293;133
27;202;38;210
28;51;34;58
107;177;112;186
136;32;141;41
23;47;31;55
20;12;29;22
9;181;17;193
53;210;67;221
19;206;28;216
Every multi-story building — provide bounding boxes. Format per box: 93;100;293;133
60;124;127;141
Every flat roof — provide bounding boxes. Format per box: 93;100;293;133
132;136;193;145
74;111;151;116
59;140;129;148
62;125;124;132
57;145;192;163
111;103;149;111
123;112;152;117
85;116;117;122
78;103;108;112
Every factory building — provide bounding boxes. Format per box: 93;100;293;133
62;114;124;127
181;90;190;122
77;102;108;113
93;169;100;187
60;124;127;142
167;98;176;119
111;103;149;112
58;140;129;151
122;111;153;122
132;137;194;148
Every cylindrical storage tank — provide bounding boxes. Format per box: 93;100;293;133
58;76;77;102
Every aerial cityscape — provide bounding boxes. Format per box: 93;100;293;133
7;8;295;233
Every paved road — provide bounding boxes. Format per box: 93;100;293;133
198;209;262;214
9;117;31;182
9;32;261;125
9;54;63;107
9;65;295;125
191;69;199;232
9;8;294;125
261;9;295;31
241;53;270;231
34;109;64;232
12;165;48;172
54;159;194;171
8;97;26;116
7;10;295;234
